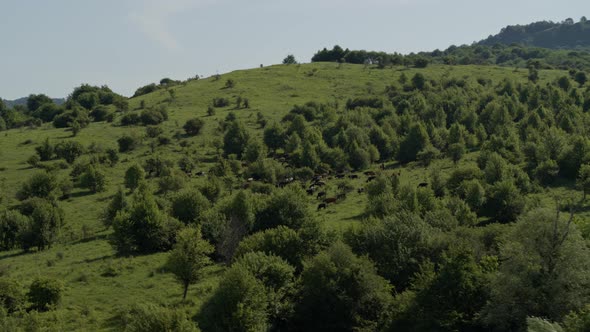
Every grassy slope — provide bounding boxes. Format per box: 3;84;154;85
0;62;576;330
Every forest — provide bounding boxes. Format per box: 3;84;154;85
2;23;590;331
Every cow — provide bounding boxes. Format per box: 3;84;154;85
364;171;376;176
335;173;346;179
357;187;365;194
324;197;338;204
317;203;327;210
317;191;326;200
313;181;326;187
366;175;377;183
417;182;428;188
196;171;206;177
348;174;359;179
306;187;315;196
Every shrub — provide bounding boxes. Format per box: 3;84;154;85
120;113;141;126
212;97;230;108
124;164;145;192
118;135;139;152
116;303;199;332
140;107;168;125
0;210;29;251
170;189;210;224
0;279;24;313
19;198;65;251
55;141;85;164
183;118;205;136
27;278;63;311
80;166;107;193
17;172;59;201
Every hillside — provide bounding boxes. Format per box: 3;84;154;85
1;62;590;330
479;17;590;49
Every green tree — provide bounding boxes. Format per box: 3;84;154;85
102;187;127;229
27;278;63;311
35;138;54;161
417;145;440;167
399;122;430;163
19;198;65;251
166;227;213;300
170;189;210;224
26;94;53;112
578;164;590;201
0;278;25;313
80;166;107;193
0;209;29;251
263;122;285;152
183;118;205;136
116;303;199;332
282;54;297;65
54;141;84;164
124;164;145;192
294;242;393;331
223;121;250;158
483;208;590;330
448;142;466;164
111;184;182;255
16;172;59;201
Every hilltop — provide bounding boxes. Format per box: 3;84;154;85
479;17;590;49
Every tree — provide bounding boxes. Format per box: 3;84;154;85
16;172;59;201
80;166;107;193
124;164;145;192
346;212;435;290
574;71;588;86
294;242;393;331
199;264;269;332
0;209;29;251
578;164;590;200
0;278;25;313
448;142;466;164
27;277;63;311
116;303;199;332
35;138;54;161
170;189;210;224
484;180;524;223
55;141;84;164
183;118;205;136
263;122;285;152
118;134;139;152
166;227;213;300
417;145;440;167
111;184;183;255
223;121;250;158
18;198;65;251
26;94;53;112
399;122;430;163
102;188;127;229
282;54;297;65
483;208;590;330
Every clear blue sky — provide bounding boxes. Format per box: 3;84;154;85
1;0;588;99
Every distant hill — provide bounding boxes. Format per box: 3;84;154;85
479;17;590;49
3;97;65;108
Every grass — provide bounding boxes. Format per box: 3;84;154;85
0;62;579;330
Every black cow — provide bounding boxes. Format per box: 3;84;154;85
317;191;326;199
417;182;428;188
317;203;327;211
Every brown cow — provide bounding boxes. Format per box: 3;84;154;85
324;197;338;204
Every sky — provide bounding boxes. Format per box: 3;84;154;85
0;0;588;99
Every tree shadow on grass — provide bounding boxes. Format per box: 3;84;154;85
0;250;28;262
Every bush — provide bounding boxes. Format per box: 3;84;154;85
120;113;141;126
19;198;65;251
16;172;59;201
116;303;199;332
140;107;168;125
0;279;25;313
27;277;63;311
118;135;139;152
124;164;145;191
55;141;85;164
212;97;230;108
170;189;210;224
80;166;107;193
183;118;205;136
0;210;29;251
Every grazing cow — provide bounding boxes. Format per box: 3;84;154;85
357;187;365;194
366;175;377;183
196;171;206;177
417;182;428;188
348;174;359;179
364;171;376;176
324;197;338;204
335;173;346;179
306;188;315;196
317;191;326;200
312;175;322;182
242;183;250;189
247;177;254;182
313;181;326;187
317;203;327;210
337;193;346;200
